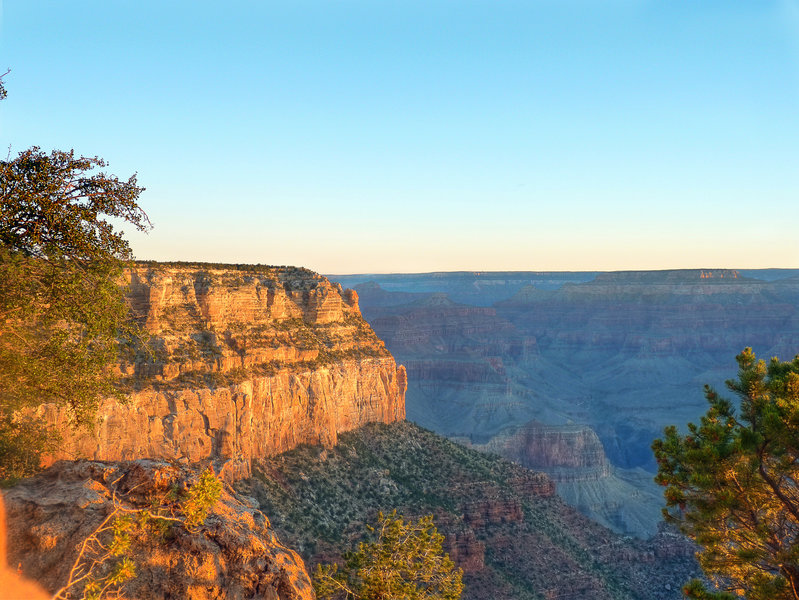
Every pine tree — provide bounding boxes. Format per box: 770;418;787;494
653;348;799;599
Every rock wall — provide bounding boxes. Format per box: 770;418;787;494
473;421;665;538
444;528;486;573
41;263;406;474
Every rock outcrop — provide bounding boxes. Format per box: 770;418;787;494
443;528;486;573
4;459;315;600
474;421;664;537
40;263;406;475
0;497;49;599
479;421;611;475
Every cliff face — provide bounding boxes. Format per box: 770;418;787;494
41;264;406;473
479;422;611;476
355;290;538;436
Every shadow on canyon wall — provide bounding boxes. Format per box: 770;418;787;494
331;269;799;537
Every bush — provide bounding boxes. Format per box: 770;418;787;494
314;510;463;600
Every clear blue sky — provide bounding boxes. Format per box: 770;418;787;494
2;1;798;273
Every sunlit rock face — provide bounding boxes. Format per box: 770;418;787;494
39;263;406;474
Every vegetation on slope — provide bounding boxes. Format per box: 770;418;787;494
315;510;464;600
242;421;698;600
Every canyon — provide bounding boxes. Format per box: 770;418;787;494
9;262;788;598
332;268;799;537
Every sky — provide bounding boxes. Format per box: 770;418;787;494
1;1;798;273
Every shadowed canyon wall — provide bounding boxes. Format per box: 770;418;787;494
248;422;698;600
331;269;799;536
473;421;664;536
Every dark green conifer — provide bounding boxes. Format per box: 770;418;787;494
653;348;799;599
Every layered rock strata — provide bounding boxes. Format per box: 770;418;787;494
4;459;314;600
41;263;406;474
337;272;799;537
474;421;664;537
478;422;611;478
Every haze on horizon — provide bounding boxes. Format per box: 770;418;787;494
2;1;798;274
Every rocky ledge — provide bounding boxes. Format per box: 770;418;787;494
4;459;314;600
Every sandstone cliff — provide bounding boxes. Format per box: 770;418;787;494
5;459;314;600
40;263;406;474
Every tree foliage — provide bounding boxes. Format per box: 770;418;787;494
653;348;799;600
0;142;149;482
314;511;464;600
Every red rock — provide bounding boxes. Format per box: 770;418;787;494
445;528;486;573
463;497;523;528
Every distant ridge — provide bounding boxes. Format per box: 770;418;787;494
589;269;753;284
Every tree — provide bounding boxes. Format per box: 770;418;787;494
653;348;799;600
0;142;150;481
314;511;464;600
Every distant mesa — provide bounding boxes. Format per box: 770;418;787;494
413;292;459;307
589;268;748;283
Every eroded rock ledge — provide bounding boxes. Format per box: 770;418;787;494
4;459;314;600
